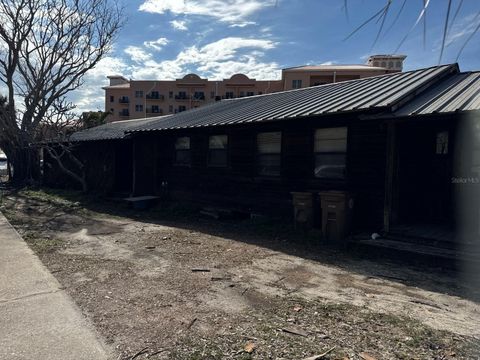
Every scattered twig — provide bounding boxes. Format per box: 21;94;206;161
281;326;308;337
410;299;442;309
147;349;167;358
210;276;232;281
191;268;210;272
241;288;249;296
302;346;336;360
130;347;149;360
186;317;197;330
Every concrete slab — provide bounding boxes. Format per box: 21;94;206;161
0;212;112;360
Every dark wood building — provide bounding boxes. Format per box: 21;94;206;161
55;63;480;248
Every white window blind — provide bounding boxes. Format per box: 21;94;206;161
257;132;281;154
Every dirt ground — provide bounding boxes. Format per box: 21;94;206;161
1;188;479;360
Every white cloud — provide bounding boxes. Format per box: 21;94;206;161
445;13;479;48
70;56;130;113
143;37;169;51
229;21;256;28
170;20;187;31
139;0;276;24
71;36;280;111
124;46;152;63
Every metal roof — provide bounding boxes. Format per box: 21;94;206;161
69;116;169;142
391;71;480;117
130;64;458;133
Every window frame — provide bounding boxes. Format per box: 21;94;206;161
256;131;282;177
174;136;191;167
292;79;302;89
313;127;348;180
207;134;229;168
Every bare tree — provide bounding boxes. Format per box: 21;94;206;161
39;108;111;192
0;0;123;185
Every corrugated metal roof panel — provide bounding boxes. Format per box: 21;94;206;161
392;71;480;116
69;116;168;142
130;64;456;133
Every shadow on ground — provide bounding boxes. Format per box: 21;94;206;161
4;186;480;304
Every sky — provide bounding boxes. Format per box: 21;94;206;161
73;0;480;113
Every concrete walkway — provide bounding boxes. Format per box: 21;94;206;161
0;212;112;360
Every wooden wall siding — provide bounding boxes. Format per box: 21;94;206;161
347;121;388;229
130;116;388;223
113;140;133;194
133;136;157;196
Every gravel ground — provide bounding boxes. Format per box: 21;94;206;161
1;188;479;360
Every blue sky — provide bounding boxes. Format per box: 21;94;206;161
74;0;480;112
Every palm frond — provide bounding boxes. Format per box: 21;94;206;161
395;0;431;52
343;1;392;41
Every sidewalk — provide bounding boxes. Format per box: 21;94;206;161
0;211;112;360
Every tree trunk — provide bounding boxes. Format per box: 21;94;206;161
8;147;41;185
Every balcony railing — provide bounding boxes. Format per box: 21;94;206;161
118;97;129;104
175;94;189;100
146;93;164;100
146;108;163;114
192;95;205;101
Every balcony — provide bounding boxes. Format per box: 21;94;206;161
192;94;205;101
175;94;189;101
146;93;164;100
118;97;129;104
146;108;163;115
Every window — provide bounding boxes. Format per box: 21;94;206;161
109;95;114;102
135;104;143;112
247;91;254;97
135;90;144;98
178;105;186;112
151;105;160;113
194;91;205;100
258;91;263;95
436;131;449;155
225;91;234;99
239;91;245;97
175;137;191;166
292;79;302;89
210;91;215;99
257;132;281;176
148;91;160;99
169;105;173;113
169;91;173;99
208;135;228;167
314;127;347;179
176;91;187;100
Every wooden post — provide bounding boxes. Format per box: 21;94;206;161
384;121;398;233
131;139;136;197
153;139;158;194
